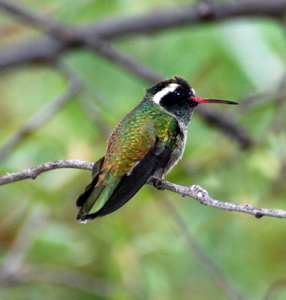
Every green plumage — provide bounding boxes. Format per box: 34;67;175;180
76;76;237;222
77;99;180;221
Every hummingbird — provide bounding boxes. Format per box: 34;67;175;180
76;76;237;222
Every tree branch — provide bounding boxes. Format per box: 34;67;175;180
0;205;117;298
1;160;285;219
0;61;82;161
0;1;254;149
16;266;119;298
0;206;48;282
162;197;248;300
197;106;253;149
1;1;286;69
0;1;75;41
149;180;286;219
84;0;286;39
0;160;93;185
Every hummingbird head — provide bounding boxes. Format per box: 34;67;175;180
146;76;237;125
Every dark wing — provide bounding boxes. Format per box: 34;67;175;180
78;138;172;221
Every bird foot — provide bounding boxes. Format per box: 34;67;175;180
148;177;165;190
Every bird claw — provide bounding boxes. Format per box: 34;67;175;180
149;177;165;190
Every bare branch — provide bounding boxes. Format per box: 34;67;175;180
1;160;286;220
0;205;117;298
84;0;286;39
197;106;253;149
0;1;76;41
0;2;283;297
263;279;286;300
19;266;119;298
0;61;82;161
0;1;163;82
0;205;48;282
1;1;286;69
0;160;93;185
84;38;164;83
0;263;120;298
162;197;248;300
78;39;253;147
0;1;254;148
150;179;286;219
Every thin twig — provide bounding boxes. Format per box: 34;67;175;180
0;1;76;42
150;179;286;219
1;160;286;219
78;39;252;148
263;279;286;300
197;106;253;149
0;205;117;298
162;197;248;300
19;267;119;298
0;205;48;283
0;61;81;161
83;38;164;83
0;264;119;298
1;0;286;69
0;1;254;148
83;0;286;39
0;160;93;185
0;1;162;83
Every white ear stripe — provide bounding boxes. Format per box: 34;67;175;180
153;83;179;104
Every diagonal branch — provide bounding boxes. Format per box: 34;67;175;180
0;1;75;41
0;1;254;149
76;38;253;147
162;197;248;300
0;1;258;150
0;206;48;282
197;106;253;149
1;0;286;70
1;159;286;219
0;61;82;161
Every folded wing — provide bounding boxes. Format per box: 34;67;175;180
76;138;172;222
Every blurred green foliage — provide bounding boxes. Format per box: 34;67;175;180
1;0;286;299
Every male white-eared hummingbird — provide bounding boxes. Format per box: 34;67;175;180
76;77;237;222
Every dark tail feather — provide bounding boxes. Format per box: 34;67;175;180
77;184;105;222
76;175;98;209
76;157;104;208
84;140;172;220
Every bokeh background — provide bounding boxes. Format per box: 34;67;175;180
1;0;286;299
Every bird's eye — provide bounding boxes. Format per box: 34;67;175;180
175;89;182;96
